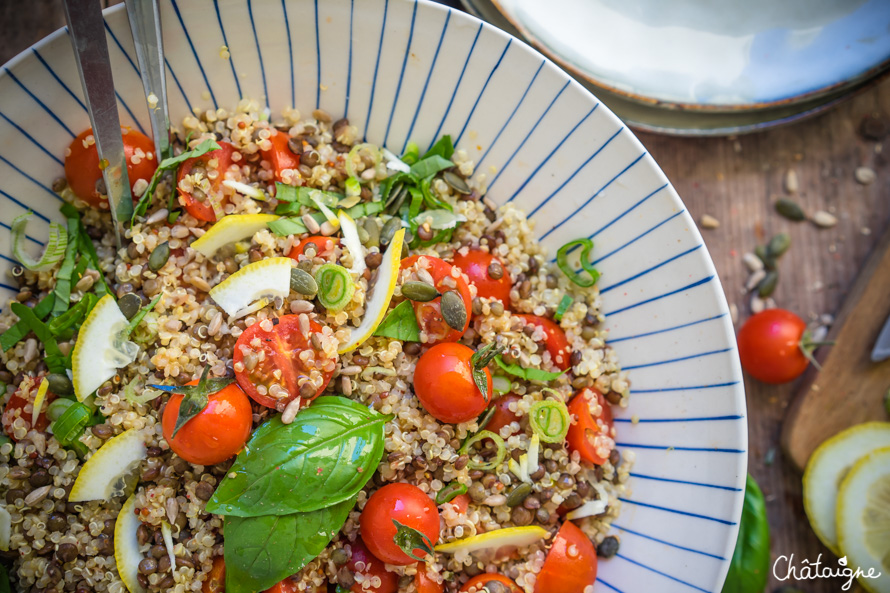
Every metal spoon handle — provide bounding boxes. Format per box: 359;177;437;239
62;0;132;245
125;0;171;162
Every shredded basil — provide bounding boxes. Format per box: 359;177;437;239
423;135;455;160
50;213;81;316
494;355;567;383
9;302;66;373
409;154;454;179
402;140;420;165
0;294;54;352
47;293;97;337
374;300;421;342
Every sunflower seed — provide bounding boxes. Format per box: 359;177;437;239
441;290;467;330
443;171;471;194
812;210;838;228
742;252;764;273
767;233;791;258
401;281;439;302
750;295;765;314
775;198;805;221
301;214;321;234
699;214;720;229
290;268;318;297
165;498;179;524
784;169;799;194
757;270;779;297
745;269;766;292
855;166;876;185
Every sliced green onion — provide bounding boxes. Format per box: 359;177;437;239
345;143;381;181
314;264;355;312
46;398;76;422
460;430;506;471
344;177;361;198
402;141;420;165
492;375;511;396
436;481;468;505
123;380;163;405
554;294;573;322
51;401;91;445
309;193;340;228
11;212;68;272
556;238;600;288
529;400;571;443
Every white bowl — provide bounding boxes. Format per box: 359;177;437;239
0;1;747;591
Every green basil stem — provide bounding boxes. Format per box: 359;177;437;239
556;238;600;288
460;430;506;471
314;264;355;312
528;400;571;443
435;482;468;505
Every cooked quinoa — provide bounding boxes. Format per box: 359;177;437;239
0;99;632;593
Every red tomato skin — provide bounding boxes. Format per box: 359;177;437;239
347;538;398;593
737;309;809;384
451;249;512;305
64;127;157;207
485;394;522;435
413;343;492;424
260;130;300;184
534;521;598;593
447;493;471;514
459;574;522;593
203;557;225;593
360;483;440;566
1;379;56;442
161;381;252;466
515;315;571;371
400;255;472;345
286;236;337;260
566;388;614;465
415;568;444;593
176;142;239;222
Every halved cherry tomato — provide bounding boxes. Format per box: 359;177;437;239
176;141;240;222
451;249;512;305
360;483;440;565
64;127;158;207
516;314;571;370
161;380;252;466
261;129;300;184
233;315;337;411
286;236;338;260
415;568;444;593
460;574;522;593
447;493;471;514
347;538;398;593
534;521;598;593
485;394;522;435
202;556;226;593
264;579;298;593
414;342;492;424
400;255;472;345
566;388;615;465
737;309;812;384
1;379;56;442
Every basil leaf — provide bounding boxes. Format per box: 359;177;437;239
275;185;343;207
410;155;454;180
493;355;567;383
224;496;355;593
722;474;770;593
374;300;421;342
0;563;10;593
423;135;454;160
206;396;390;517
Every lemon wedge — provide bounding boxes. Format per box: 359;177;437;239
72;294;139;401
337;228;404;354
190;213;279;258
837;446;890;593
69;428;146;502
115;493;147;593
804;423;890;553
0;505;10;552
435;525;548;558
209;257;292;317
338;210;366;276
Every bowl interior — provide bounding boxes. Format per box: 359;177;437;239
0;1;747;591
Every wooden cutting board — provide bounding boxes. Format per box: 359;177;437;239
782;223;890;472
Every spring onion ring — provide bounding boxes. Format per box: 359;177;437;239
436;482;468;505
346;143;381;181
529;400;571;443
11;212;68;272
314;264;355;312
46;398;76;422
461;430;506;471
556;238;600;287
52;401;92;445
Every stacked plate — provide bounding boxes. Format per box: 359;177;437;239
462;0;890;135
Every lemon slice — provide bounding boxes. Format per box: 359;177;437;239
69;428;146;502
837;446;890;593
435;525;548;557
209;257;292;317
190;213;279;258
804;423;890;553
31;377;49;426
72;294;139;401
337;228;404;354
115;494;147;593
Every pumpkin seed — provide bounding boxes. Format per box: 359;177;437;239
380;218;403;247
767;232;791;258
754;245;776;270
757;270;779;297
117;292;144;320
384;183;405;209
290;268;318;297
441;290;467;331
443;171;471;194
775;198;806;221
506;482;532;507
362;218;380;248
148;242;171;272
401;281;439;302
357;225;370;244
46;373;73;396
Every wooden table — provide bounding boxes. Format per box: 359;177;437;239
3;2;887;592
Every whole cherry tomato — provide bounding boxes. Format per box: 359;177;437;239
459;574;522;593
176;141;240;222
233;315;337;411
1;378;56;442
566;388;615;465
64;127;157;207
414;343;492;424
346;538;398;593
737;309;816;384
451;249;512;305
161;379;252;466
260;129;300;184
485;394;522;435
400;255;472;345
534;521;598;593
287;236;337;260
415;567;444;593
202;556;225;593
515;314;571;370
360;483;440;565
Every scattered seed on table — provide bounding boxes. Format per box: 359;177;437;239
699;214;720;229
767;233;791;258
811;210;838;228
745;269;766;292
855;166;876;185
757;270;779;298
751;294;765;314
742;252;764;273
775;198;806;221
784;169;799;194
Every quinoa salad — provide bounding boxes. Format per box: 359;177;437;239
0;100;632;593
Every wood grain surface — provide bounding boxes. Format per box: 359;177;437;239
2;2;887;592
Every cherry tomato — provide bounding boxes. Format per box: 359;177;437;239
451;249;512;305
233;315;337;411
176;141;240;222
286;236;337;260
1;379;56;442
64;127;157;207
447;493;470;514
202;556;226;593
263;580;296;593
347;538;398;593
737;309;813;384
400;255;472;345
360;483;440;565
260;129;300;184
414;343;492;424
534;521;598;593
485;394;522;435
459;574;522;593
516;314;571;371
161;379;252;466
415;568;444;593
566;388;615;465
